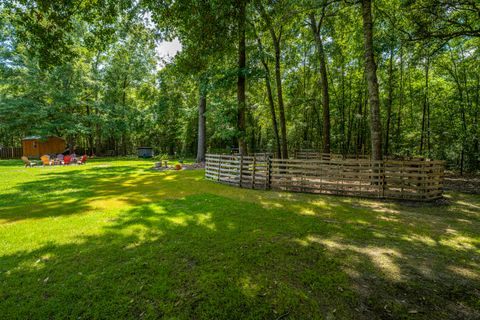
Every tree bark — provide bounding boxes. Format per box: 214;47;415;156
265;66;281;158
355;87;365;156
258;3;288;159
271;34;288;159
474;74;480;169
196;82;207;163
361;0;383;160
121;76;128;156
420;56;429;154
254;31;281;158
396;42;403;152
346;74;354;154
309;13;331;154
237;0;247;155
385;46;394;156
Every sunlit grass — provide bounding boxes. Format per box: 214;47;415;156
0;158;479;319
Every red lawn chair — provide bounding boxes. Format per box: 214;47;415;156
63;155;72;165
78;155;87;165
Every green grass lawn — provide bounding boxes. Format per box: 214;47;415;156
0;158;479;319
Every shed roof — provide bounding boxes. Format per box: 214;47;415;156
22;136;43;140
22;136;65;141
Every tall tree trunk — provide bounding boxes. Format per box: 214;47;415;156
362;88;369;155
259;3;288;158
396;42;404;152
121;76;128;156
340;61;346;154
255;31;281;158
346;74;354;154
385;46;394;156
408;60;415;126
356;87;365;156
461;57;469;171
196;81;207;163
450;50;468;171
361;0;383;160
265;68;281;158
248;110;256;152
309;13;330;154
90;50;101;156
237;0;247;155
86;104;94;156
474;74;480;169
121;134;127;156
420;56;429;154
272;34;288;159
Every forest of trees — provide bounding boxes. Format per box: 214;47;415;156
0;0;479;171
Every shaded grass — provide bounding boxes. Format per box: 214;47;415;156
0;158;479;319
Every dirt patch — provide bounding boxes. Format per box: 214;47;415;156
444;173;480;195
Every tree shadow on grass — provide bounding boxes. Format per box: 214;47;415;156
0;165;174;223
1;189;479;319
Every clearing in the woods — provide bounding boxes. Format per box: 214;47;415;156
0;159;479;319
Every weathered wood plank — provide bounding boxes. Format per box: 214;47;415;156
204;153;444;201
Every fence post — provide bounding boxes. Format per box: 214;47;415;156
381;160;385;198
239;154;244;188
301;162;306;192
252;155;256;189
421;162;426;200
11;147;14;159
266;155;272;190
217;155;221;181
400;161;404;200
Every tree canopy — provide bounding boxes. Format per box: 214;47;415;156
0;0;479;171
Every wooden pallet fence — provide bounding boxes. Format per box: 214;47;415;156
0;147;23;159
382;160;445;200
270;158;384;197
205;154;445;201
294;150;369;161
294;150;428;162
205;154;269;189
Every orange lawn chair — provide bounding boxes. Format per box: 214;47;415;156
40;155;52;166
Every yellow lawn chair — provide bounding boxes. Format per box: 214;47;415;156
21;156;37;167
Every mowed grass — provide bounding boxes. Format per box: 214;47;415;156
0;158;479;319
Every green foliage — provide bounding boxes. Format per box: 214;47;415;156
0;0;479;170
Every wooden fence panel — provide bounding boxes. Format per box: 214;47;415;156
294;150;369;161
270;158;384;198
205;154;269;189
205;154;445;201
383;160;445;200
0;147;23;159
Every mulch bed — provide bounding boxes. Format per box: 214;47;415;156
444;173;480;195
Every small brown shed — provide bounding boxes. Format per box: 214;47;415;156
22;136;67;158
